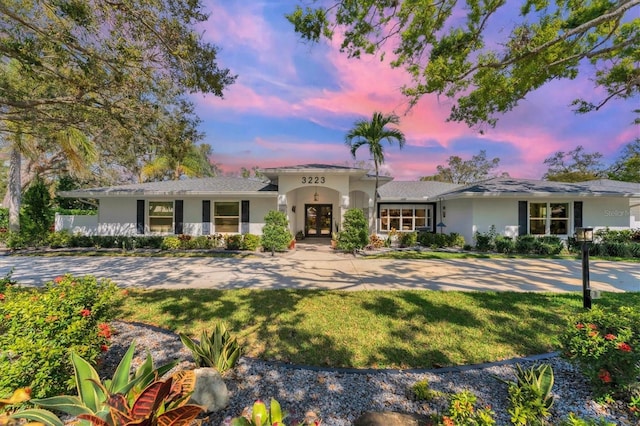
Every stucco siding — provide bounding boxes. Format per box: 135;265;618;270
584;197;634;231
98;198;138;235
442;199;474;244
471;199;520;238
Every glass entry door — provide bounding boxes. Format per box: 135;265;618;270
305;204;332;237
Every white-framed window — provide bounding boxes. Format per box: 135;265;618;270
529;202;569;235
379;204;432;232
149;201;173;233
214;202;240;233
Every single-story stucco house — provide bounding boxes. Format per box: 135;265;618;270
57;164;640;244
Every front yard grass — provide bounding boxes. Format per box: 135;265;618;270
118;290;640;369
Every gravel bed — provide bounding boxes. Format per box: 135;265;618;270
99;321;632;425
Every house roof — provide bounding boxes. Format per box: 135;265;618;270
438;177;640;199
58;176;278;198
377;181;462;201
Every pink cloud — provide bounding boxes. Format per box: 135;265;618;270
197;82;295;116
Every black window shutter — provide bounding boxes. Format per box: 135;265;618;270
241;200;250;223
175;200;184;235
574;201;583;229
202;200;211;235
136;200;145;234
518;201;528;236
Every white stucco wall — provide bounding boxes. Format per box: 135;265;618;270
470;198;520;239
441;198;474;244
55;214;98;235
97;198;139;235
584;197;635;231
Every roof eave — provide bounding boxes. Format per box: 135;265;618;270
58;190;279;198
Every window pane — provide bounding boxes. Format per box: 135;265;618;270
150;217;172;233
215;217;239;233
380;217;389;231
402;209;412;217
390;218;400;230
551;203;568;218
402;218;413;231
415;209;426;218
215;202;239;216
530;219;545;235
415;218;425;227
550;219;568;235
149;202;173;217
530;203;546;218
389;209;400;218
380;209;388;217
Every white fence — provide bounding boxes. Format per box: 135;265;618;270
54;214;98;235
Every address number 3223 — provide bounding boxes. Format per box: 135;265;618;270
301;176;325;184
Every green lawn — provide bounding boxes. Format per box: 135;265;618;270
118;290;640;369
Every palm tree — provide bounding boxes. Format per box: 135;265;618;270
344;111;406;205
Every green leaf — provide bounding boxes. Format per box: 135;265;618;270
110;340;136;394
269;398;283;423
9;408;64;426
71;351;104;413
230;418;251;426
30;395;93;417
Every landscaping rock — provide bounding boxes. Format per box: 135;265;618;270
189;368;229;413
353;411;433;426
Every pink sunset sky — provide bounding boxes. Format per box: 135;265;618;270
193;1;638;181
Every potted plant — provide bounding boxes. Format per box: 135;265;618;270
288;239;296;250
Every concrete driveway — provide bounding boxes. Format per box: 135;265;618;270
1;244;638;292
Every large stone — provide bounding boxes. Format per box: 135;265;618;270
353;411;434;426
188;368;229;413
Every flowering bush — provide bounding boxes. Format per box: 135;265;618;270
0;274;122;398
561;306;640;400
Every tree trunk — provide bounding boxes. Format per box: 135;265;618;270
8;145;21;233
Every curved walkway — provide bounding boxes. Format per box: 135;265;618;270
0;244;638;292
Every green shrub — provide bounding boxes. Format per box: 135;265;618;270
69;234;94;248
225;234;243;250
449;232;465;247
537;235;564;255
474;226;496;252
161;236;182;250
0;275;122;398
410;379;440;402
261;210;292;253
337;208;368;253
47;230;73;248
515;235;537;254
595;228;633;244
398;232;417;248
242;233;261;251
417;232;465;249
561;306;640;401
20;177;54;246
0;207;9;230
495;235;515;254
6;232;31;250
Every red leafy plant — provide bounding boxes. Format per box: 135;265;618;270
561;306;640;403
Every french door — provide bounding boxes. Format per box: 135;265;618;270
305;204;332;237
